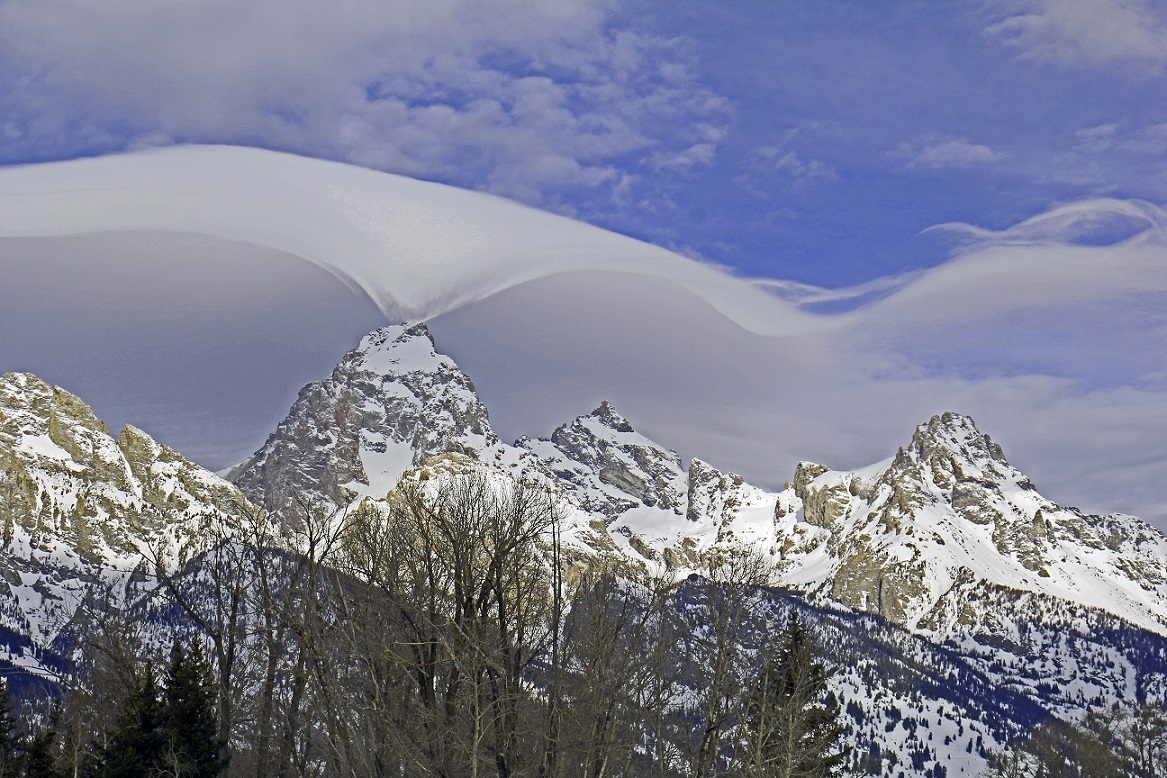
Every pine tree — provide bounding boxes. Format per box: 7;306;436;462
0;678;20;778
91;641;227;778
161;642;228;778
736;611;848;778
24;727;61;778
93;668;166;778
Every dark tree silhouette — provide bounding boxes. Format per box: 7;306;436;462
92;641;227;778
0;678;21;778
93;668;166;778
736;611;848;778
162;643;229;778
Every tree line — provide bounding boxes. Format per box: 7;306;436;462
6;471;848;778
984;702;1167;778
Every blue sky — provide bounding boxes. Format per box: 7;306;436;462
4;0;1167;287
2;0;1167;523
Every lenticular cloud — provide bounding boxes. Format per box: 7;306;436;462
2;145;1167;527
0;145;821;338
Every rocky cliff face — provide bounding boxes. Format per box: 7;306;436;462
7;326;1167;778
518;400;688;519
229;323;498;515
225;327;1167;644
0;371;247;647
770;412;1167;638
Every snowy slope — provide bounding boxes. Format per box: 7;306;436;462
231;325;1167;648
229;323;501;514
0;371;248;651
4;329;1167;777
768;412;1167;639
517;401;688;519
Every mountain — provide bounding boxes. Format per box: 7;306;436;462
773;412;1167;638
0;371;247;666
232;323;1167;642
229;323;500;515
5;324;1167;775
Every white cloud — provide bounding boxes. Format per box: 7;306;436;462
1075;123;1119;152
984;0;1167;68
734;142;838;197
0;0;729;206
901;137;1005;170
4;147;1167;527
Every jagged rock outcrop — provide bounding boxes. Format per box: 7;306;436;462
776;412;1167;637
229;323;499;514
518;400;688;519
0;372;242;561
223;326;1167;645
0;371;248;646
8;325;1167;778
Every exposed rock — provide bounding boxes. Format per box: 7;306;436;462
520;400;687;519
229;322;498;516
0;371;249;645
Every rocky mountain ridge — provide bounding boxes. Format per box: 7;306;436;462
0;371;246;655
5;324;1167;776
229;322;498;514
227;323;1167;642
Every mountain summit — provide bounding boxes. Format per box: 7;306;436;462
5;326;1167;777
229;323;497;513
225;326;1167;643
0;371;244;648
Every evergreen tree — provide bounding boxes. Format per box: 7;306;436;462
23;727;61;778
0;678;20;778
736;611;848;778
161;643;228;778
93;668;165;778
89;641;227;778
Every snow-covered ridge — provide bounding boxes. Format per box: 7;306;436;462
0;371;247;647
229;322;500;513
769;411;1167;638
227;325;1167;642
5;329;1167;778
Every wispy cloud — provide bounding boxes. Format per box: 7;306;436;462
899;137;1006;170
733;138;838;197
984;0;1167;69
1075;123;1119;152
0;0;730;209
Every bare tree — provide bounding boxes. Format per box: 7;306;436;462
735;611;847;778
691;547;773;778
1120;703;1167;778
334;470;561;778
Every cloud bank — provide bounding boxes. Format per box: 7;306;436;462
0;0;727;208
985;0;1167;68
1;147;1165;528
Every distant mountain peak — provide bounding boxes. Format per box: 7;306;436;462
585;400;635;433
229;321;497;513
907;411;1009;469
0;372;246;642
873;411;1031;503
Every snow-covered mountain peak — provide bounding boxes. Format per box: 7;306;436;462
0;373;248;645
575;399;635;434
518;401;688;519
909;411;1004;463
888;411;1026;493
1;371;113;450
229;322;498;514
221;325;1167;645
345;321;443;377
776;411;1167;637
